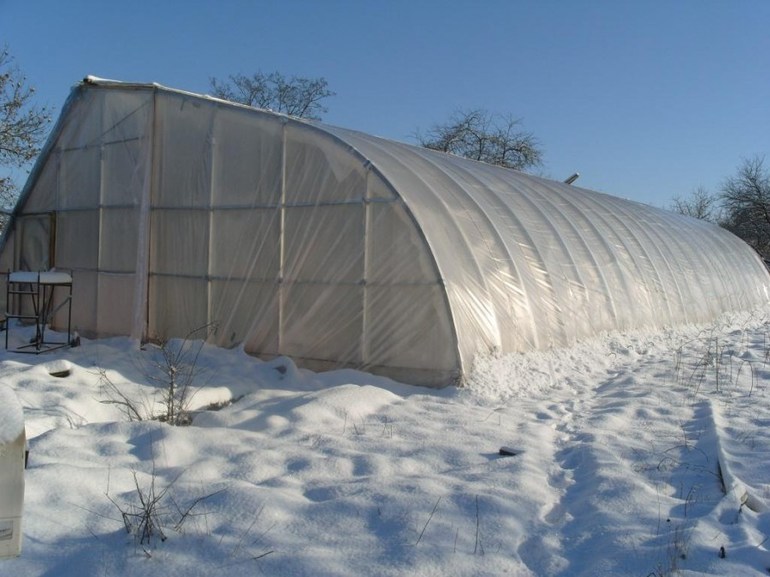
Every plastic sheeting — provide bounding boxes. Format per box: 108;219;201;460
2;79;769;386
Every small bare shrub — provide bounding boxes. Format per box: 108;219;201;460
99;323;217;425
107;465;222;550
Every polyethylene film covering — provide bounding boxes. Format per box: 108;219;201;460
284;123;366;204
213;281;278;351
323;126;770;377
14;215;51;272
149;276;209;338
19;156;57;213
211;107;282;207
9;86;154;337
0;242;10;320
322;130;512;366
5;80;768;387
139;90;455;383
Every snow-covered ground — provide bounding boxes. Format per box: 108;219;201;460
2;309;770;576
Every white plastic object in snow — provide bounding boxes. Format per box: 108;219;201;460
0;384;25;558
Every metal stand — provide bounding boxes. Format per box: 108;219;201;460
5;271;73;353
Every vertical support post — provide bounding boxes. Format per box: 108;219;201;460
360;167;372;367
277;118;288;354
131;89;157;342
65;276;72;346
47;212;57;269
206;106;217;338
4;271;9;351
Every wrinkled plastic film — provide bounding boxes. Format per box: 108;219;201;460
327;126;770;378
141;92;454;382
3;81;768;387
7;87;155;337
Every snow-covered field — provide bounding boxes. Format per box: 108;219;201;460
2;309;770;576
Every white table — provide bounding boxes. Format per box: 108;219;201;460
5;271;73;353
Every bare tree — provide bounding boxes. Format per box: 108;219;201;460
671;186;720;222
0;47;51;212
416;108;542;171
209;71;334;120
720;156;770;259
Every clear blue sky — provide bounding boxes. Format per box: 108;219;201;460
2;0;769;208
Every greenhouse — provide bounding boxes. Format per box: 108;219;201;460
1;77;768;386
